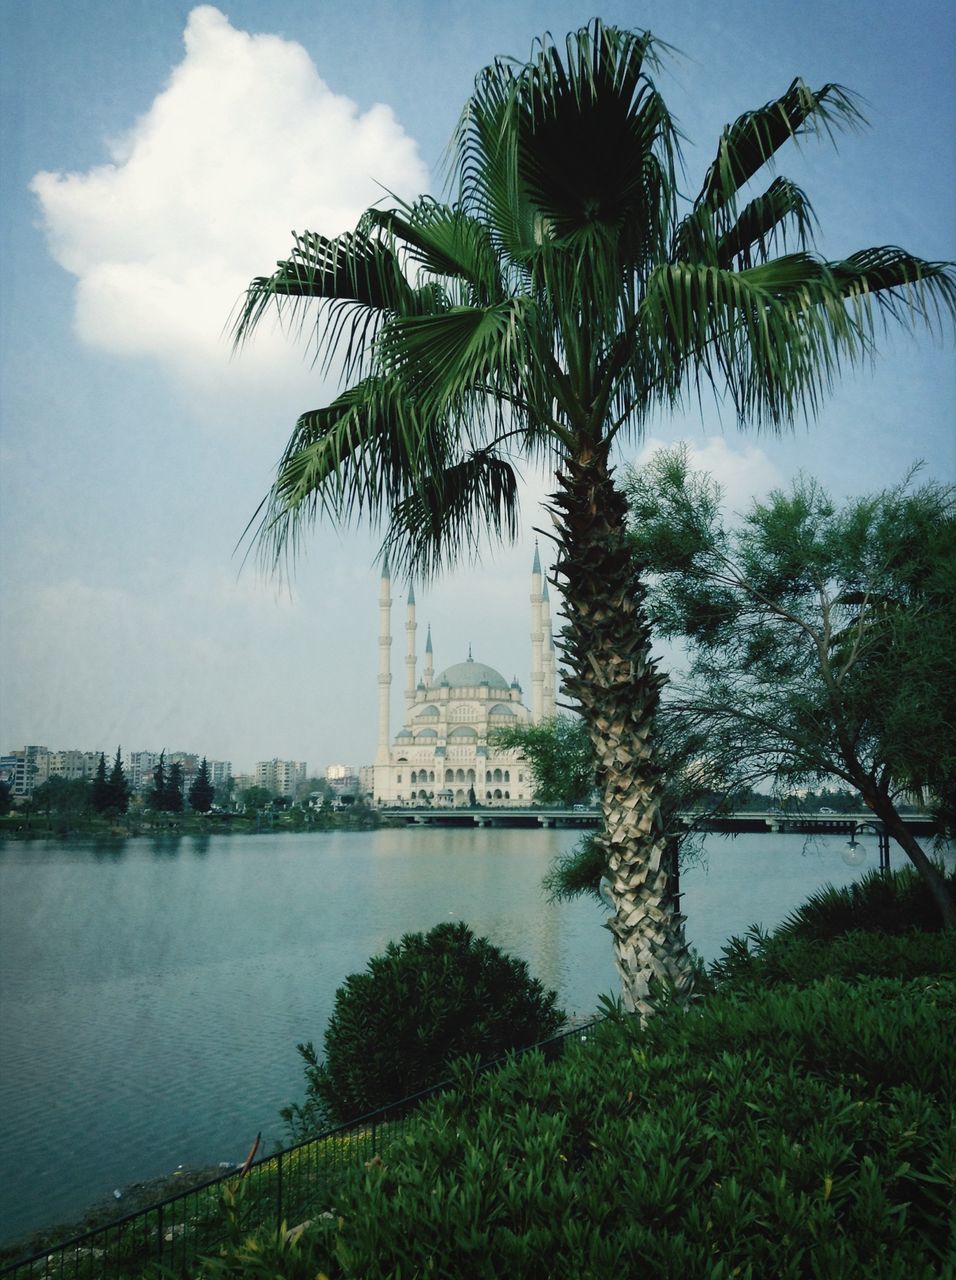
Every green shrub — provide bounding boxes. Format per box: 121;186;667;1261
200;976;955;1278
775;864;955;939
283;921;564;1134
709;923;956;991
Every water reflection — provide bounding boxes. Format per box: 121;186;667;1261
1;827;944;1246
149;834;184;858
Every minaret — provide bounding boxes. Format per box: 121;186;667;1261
530;542;545;723
424;624;434;687
375;558;392;769
542;579;557;719
405;584;417;712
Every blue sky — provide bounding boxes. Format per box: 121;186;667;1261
1;1;953;773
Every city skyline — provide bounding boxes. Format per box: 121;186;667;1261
2;1;953;770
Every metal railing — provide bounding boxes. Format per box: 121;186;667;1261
1;1019;600;1280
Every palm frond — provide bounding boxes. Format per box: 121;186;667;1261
250;377;454;569
643;254;868;426
831;246;956;332
384;450;520;578
231;227;418;377
365;203;505;304
714;177;817;268
381;297;551;431
695;79;863;217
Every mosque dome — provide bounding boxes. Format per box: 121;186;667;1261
434;656;510;690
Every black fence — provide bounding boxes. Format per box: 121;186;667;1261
1;1019;600;1280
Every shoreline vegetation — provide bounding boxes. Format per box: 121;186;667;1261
0;805;388;841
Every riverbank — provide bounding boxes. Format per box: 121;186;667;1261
0;1160;242;1267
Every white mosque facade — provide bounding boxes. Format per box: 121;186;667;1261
372;549;557;807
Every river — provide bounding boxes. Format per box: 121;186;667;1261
0;825;914;1243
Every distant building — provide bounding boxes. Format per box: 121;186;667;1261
255;759;307;797
207;760;232;788
49;750;100;782
370;549;557;807
126;750;161;792
8;746;51;798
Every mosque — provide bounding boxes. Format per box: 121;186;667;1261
372;548;558;807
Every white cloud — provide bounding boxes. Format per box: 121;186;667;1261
31;5;429;399
633;435;784;515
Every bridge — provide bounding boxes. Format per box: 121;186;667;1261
380;807;936;835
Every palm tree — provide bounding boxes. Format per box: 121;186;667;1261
233;21;954;1015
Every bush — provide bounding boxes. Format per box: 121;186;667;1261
203;975;955;1278
708;924;956;991
774;864;955;939
283;921;565;1134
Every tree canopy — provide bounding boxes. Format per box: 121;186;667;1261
626;448;955;926
489;715;595;806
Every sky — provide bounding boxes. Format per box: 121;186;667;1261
1;0;953;775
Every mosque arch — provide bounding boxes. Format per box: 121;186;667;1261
447;725;478;739
444;768;454;783
416;705;440;719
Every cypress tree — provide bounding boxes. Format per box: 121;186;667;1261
91;752;112;813
149;751;167;811
188;757;215;813
166;762;184;813
107;747;129;814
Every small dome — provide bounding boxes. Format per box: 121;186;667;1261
435;657;509;690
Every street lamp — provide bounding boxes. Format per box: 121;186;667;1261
842;820;891;875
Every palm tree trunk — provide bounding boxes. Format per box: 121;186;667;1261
551;449;695;1015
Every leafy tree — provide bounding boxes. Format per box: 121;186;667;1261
240;785;274;812
214;772;236;810
188;757;215;813
626;448;955;927
0;780;11;816
31;776;90;818
282;921;564;1134
489;714;595;806
107;747;129;814
91;752;112;814
233;22;954;1013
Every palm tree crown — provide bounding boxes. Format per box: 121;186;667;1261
235;21;952;577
